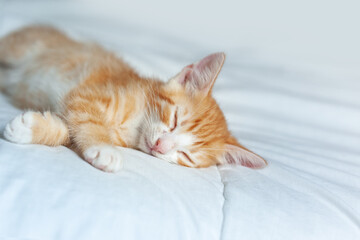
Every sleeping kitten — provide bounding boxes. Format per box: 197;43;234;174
0;26;267;172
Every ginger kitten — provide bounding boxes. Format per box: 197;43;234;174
0;26;267;172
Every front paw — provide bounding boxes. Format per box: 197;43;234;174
83;145;123;172
4;112;34;144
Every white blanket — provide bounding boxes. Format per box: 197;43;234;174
0;1;359;239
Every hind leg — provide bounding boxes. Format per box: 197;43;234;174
4;111;70;146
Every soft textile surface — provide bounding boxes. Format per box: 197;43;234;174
0;1;359;240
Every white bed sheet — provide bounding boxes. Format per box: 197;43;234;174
0;1;359;240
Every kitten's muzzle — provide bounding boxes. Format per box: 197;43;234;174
150;137;175;155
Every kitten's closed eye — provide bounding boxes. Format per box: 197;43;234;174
169;107;178;132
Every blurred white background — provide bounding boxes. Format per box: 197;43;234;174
1;0;360;73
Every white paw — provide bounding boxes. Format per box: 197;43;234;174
83;145;123;173
3;112;34;144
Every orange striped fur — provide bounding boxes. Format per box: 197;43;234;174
0;25;267;172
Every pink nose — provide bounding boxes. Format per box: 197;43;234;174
152;138;174;154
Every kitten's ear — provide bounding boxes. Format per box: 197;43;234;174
172;52;225;95
220;144;268;169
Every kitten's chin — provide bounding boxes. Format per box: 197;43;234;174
143;147;176;164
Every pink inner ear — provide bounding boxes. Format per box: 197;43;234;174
176;65;193;86
222;144;267;169
196;53;221;72
175;52;225;94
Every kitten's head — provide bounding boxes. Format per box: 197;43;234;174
138;53;267;169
